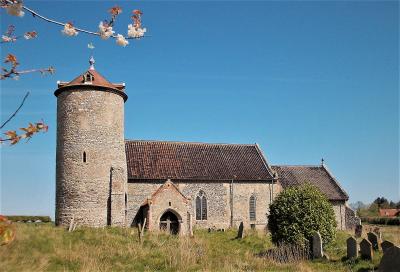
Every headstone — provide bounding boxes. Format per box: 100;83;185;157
312;231;323;259
381;240;395;254
373;227;382;241
236;221;244;239
367;232;379;251
379;246;400;272
355;224;363;238
360;239;373;260
346;237;358;259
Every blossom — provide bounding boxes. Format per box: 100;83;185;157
98;21;114;40
6;2;25;17
2;35;15;43
62;23;78;36
24;31;37;40
127;24;146;38
116;34;129;47
109;6;122;16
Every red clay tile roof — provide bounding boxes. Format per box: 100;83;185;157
272;165;349;201
379;209;400;217
125;140;275;181
59;69;124;90
55;69;127;101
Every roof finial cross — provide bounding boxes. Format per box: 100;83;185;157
89;56;95;70
321;158;325;166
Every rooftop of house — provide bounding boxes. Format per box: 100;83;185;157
125;140;350;202
271;164;349;201
125;140;275;181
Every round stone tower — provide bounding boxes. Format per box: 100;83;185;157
55;57;128;227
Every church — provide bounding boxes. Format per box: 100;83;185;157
54;58;357;235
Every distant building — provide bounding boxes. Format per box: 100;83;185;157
54;59;357;235
379;209;400;217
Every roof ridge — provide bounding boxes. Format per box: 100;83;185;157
321;164;349;200
272;164;322;168
125;139;257;146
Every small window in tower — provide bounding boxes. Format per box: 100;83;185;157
83;72;94;83
83;151;87;163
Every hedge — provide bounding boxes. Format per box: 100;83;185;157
5;216;51;223
360;217;400;226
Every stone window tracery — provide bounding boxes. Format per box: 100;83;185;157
196;190;207;220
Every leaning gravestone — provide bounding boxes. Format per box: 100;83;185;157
381;240;395;254
378;245;400;272
360;239;373;260
355;224;363;238
346;236;358;259
236;222;244;239
312;231;323;259
367;232;379;251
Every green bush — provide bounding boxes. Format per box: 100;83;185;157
268;183;337;246
360;217;400;225
5;216;51;223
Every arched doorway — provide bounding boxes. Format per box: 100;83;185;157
159;210;180;235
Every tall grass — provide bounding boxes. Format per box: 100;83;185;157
1;223;397;271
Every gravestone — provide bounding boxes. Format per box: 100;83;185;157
355;224;362;238
346;237;358;259
360;239;373;260
381;240;395;254
312;231;323;259
378;246;400;272
236;222;244;239
367;232;379;251
373;227;382;241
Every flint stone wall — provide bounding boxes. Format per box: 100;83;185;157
55;89;127;227
127;180;277;230
331;200;347;230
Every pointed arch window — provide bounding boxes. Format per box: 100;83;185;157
83;72;94;83
83;151;87;163
196;190;207;220
249;194;256;221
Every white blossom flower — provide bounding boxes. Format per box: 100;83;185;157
62;23;78;37
6;2;25;17
127;24;146;38
2;35;14;43
116;34;129;47
98;21;114;40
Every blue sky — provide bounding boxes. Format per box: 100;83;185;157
1;1;398;217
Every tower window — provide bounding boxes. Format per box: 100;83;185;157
196;190;207;220
83;151;87;163
83;72;94;83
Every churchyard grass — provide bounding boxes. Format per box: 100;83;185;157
1;223;398;271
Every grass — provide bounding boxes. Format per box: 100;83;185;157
0;223;398;272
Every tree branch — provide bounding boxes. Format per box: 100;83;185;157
0;91;29;129
5;0;148;40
